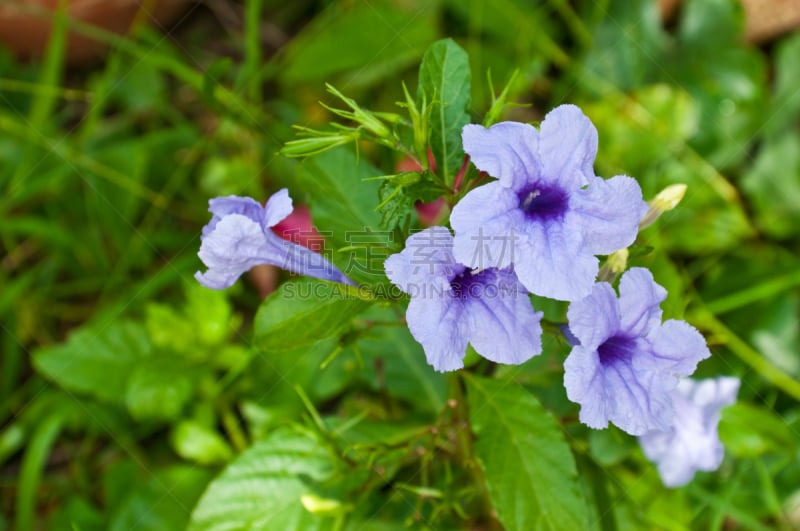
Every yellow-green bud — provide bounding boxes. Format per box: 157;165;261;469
300;494;348;515
640;184;687;228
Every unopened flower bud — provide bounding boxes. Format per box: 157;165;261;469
640;184;687;228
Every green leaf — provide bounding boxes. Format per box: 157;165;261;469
377;176;443;230
170;421;234;466
719;402;797;458
188;427;337;531
464;375;588;530
254;279;370;351
33;321;151;404
109;466;213;531
125;358;195;421
276;1;436;88
417;39;471;185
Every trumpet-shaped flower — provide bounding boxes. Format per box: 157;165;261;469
384;227;542;372
195;189;353;289
451;105;645;301
563;268;710;435
639;377;740;487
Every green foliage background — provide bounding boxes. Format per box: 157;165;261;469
1;0;799;529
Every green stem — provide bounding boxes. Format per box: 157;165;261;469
221;402;248;453
704;269;800;315
16;413;64;531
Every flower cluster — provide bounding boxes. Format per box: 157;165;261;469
382;105;738;486
196;104;738;488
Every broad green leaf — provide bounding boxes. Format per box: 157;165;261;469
109;466;213;531
254;278;370;351
465;375;588;530
418;39;471;185
170;421;234;466
188;427;338;531
277;1;436;87
33;321;151;404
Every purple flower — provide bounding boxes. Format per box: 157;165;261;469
639;377;740;487
451;105;645;301
195;189;354;289
563;268;710;435
384;227;542;372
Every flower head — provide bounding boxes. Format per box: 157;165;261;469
195;189;354;289
451;105;646;301
563;268;710;435
384;227;542;372
639;377;740;487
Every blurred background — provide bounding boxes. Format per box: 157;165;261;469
1;0;799;529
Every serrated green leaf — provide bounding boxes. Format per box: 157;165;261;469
464;375;588;531
254;279;370;351
418;39;471;185
33;321;151;404
188;427;337;531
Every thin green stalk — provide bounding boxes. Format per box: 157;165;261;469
0;78;90;101
15;413;64;531
8;0;68;194
546;0;592;48
704;269;800;315
244;0;264;103
221;402;249;453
